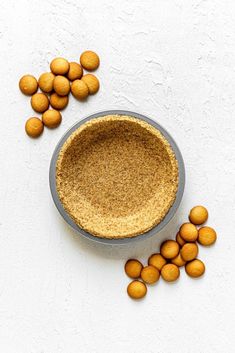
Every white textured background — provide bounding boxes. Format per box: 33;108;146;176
1;0;235;352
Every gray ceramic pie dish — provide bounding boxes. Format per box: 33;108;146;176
49;110;185;245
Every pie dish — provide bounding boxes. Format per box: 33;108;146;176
50;110;185;244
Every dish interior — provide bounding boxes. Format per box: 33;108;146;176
56;115;178;238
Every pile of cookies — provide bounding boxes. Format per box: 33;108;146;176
19;51;100;138
125;205;217;300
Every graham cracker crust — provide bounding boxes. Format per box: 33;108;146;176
56;115;179;238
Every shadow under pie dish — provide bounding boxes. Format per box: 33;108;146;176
50;110;185;244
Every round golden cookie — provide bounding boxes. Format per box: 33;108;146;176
19;75;38;95
82;74;99;94
171;253;186;267
160;240;179;259
25;117;44;138
50;93;69;110
42;109;62;128
161;264;180;282
125;259;143;279
140;265;160;284
38;72;55;93
176;232;186;247
31;93;49;113
185;259;205;278
127;280;147;299
71;79;89;100
189;206;208;225
180;223;198;242
148;253;167;271
181;243;198;262
80;50;100;71
67;62;83;81
50;57;69;75
53;76;70;96
198;226;217;246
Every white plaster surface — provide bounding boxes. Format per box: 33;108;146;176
1;0;235;352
